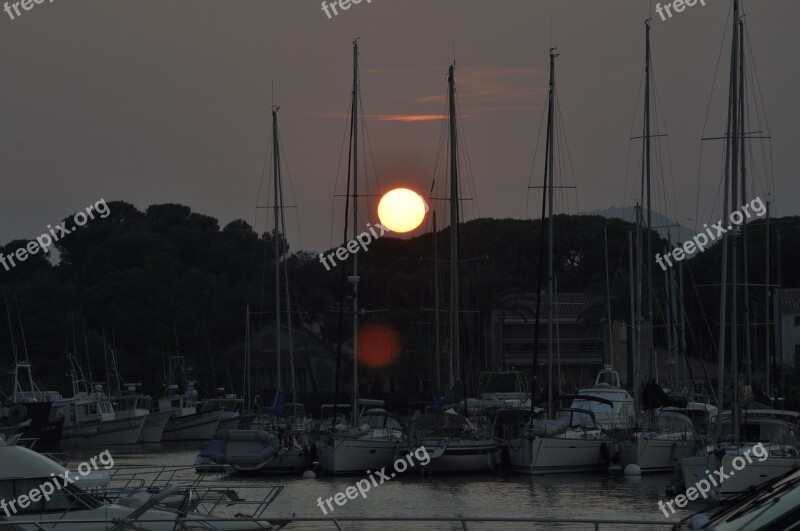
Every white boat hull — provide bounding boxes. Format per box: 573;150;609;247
415;436;499;473
618;437;697;474
679;451;800;498
506;436;611;475
140;410;174;443
317;436;398;475
161;409;223;441
60;416;146;449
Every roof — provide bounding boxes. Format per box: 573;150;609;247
781;289;800;313
496;292;602;318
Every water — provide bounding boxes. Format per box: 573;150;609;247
68;445;712;530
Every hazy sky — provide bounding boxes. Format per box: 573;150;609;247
0;0;797;253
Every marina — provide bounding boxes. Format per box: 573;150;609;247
1;0;800;529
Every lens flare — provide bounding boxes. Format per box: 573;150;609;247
377;188;428;233
357;323;400;368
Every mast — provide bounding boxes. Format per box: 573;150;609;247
765;201;770;399
643;19;655;384
716;0;740;442
350;39;360;426
433;210;441;392
447;64;460;391
272;107;282;394
628;228;640;416
738;18;752;386
546;49;556;419
604;226;613;366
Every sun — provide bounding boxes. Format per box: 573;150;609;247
377;188;428;233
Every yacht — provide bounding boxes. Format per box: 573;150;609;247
502;408;612;474
407;410;500;473
0;439;275;529
569;365;636;432
316;401;401;475
618;410;700;473
677;416;800;498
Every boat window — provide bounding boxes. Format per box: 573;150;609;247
361;415;385;428
386;417;403;430
0;480;13;502
171;399;181;408
86;403;98;416
99;402;113;414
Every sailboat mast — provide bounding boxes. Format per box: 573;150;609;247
272;107;282;393
546;49;556;419
351;40;360;426
604;226;613;366
716;0;739;441
433;210;441;392
447;64;460;391
628;228;640;416
643;19;655;384
765;201;770;398
738;18;752;385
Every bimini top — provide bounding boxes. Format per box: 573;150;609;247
0;442;68;480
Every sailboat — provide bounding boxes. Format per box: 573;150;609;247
615;20;700;473
676;0;800;496
406;63;500;474
314;40;402;475
503;48;611;475
219;105;313;474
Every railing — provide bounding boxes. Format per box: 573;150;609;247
0;515;678;530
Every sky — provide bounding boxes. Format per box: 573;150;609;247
0;0;797;254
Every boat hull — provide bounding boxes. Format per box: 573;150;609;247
618;437;697;474
679;451;800;498
317;436;398;475
161;409;223;441
413;436;499;473
60;415;146;449
140;410;173;443
506;436;611;475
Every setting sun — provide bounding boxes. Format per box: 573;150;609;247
377;188;428;233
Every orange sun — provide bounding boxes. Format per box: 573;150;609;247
377;188;428;233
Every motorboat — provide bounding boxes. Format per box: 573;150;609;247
463;371;531;414
0;439;276;529
5;362;65;449
113;391;172;444
569;365;636;432
157;385;223;442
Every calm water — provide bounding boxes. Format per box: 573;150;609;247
66;445;712;530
